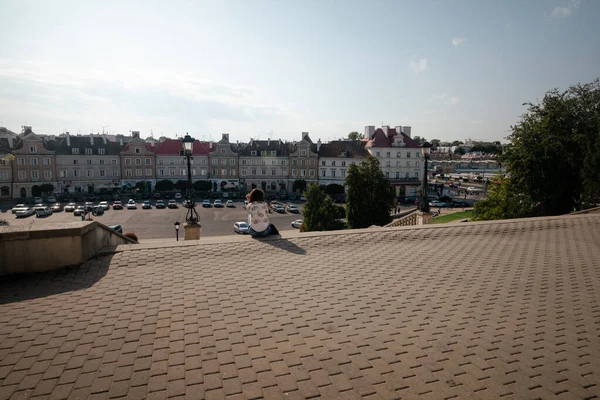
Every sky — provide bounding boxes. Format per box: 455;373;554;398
0;0;599;143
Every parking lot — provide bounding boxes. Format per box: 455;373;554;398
2;199;305;239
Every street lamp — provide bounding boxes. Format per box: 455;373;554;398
181;133;199;226
419;142;432;213
174;221;180;241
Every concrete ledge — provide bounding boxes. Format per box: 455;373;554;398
0;221;137;276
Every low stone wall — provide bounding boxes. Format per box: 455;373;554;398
0;222;136;276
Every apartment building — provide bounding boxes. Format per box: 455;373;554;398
317;140;368;187
10;128;57;199
120;132;157;190
289;132;318;189
209;134;240;191
155;138;212;182
0;138;13;199
238;139;291;192
364;125;422;197
53;134;123;194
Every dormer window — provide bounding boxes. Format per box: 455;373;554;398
29;146;37;153
301;150;307;156
98;148;105;155
261;151;267;156
221;149;226;155
251;151;257;156
271;151;276;156
135;148;141;154
85;148;92;155
72;148;79;155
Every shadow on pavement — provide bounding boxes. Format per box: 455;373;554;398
254;236;306;255
0;254;112;305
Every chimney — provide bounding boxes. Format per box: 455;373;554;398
209;141;213;149
90;135;94;145
382;125;390;137
65;132;70;147
222;133;229;142
317;139;321;152
403;126;412;138
395;126;403;135
103;135;107;145
364;126;375;139
267;138;270;146
119;137;123;146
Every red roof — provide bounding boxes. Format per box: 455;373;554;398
365;128;420;148
154;139;213;155
121;142;156;153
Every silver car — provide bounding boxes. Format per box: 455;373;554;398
15;207;35;218
233;222;249;234
11;204;27;214
35;206;53;217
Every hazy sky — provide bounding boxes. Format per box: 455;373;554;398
1;0;598;143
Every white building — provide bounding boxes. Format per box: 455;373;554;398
317;139;368;186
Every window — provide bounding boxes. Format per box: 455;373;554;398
0;172;7;180
230;169;235;176
18;170;26;180
29;146;37;153
159;169;164;176
43;158;51;165
125;158;131;165
135;158;141;165
73;170;80;178
30;158;38;166
169;169;175;176
396;172;400;179
99;159;105;165
396;161;400;167
170;160;176;165
301;159;305;166
44;170;52;179
309;169;315;177
261;169;266;175
111;159;117;165
386;171;390;178
331;161;336;167
86;170;93;177
221;169;227;176
321;160;326;166
340;170;345;178
158;159;164;165
415;161;420;167
241;160;247;165
85;148;92;155
212;169;217;176
73;160;79;165
60;170;67;178
292;169;297;177
180;169;185;176
72;148;79;155
218;159;226;166
251;168;257;175
416;152;420;157
230;158;235;165
17;158;25;166
406;161;411;167
212;159;217;165
98;149;105;155
113;169;119;176
376;151;380;157
271;151;276;156
201;169;207;176
261;151;267;156
341;161;346;167
301;150;307;156
271;160;276;165
405;172;409;178
415;171;419;178
135;148;141;154
281;160;287;166
100;169;106;177
221;149;226;155
386;161;390;167
407;152;411;158
386;152;390;158
241;170;247;176
251;150;257;156
145;158;151;165
58;159;64;165
261;160;266;166
280;168;286;175
136;169;142;176
87;160;92;165
271;169;276;176
145;168;152;176
397;152;401;158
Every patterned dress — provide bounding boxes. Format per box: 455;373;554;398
248;202;270;233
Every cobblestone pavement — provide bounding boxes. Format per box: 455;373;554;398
1;215;600;400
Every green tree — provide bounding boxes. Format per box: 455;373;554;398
345;156;395;228
454;147;467;155
156;179;175;192
175;180;188;191
472;175;538;221
451;140;464;146
302;184;340;231
193;180;212;191
412;136;427;145
40;183;54;195
430;139;441;149
292;179;307;193
348;131;364;140
324;184;344;197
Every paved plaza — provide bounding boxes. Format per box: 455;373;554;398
1;214;600;399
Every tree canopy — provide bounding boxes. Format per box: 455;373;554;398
155;179;175;192
292;179;307;193
345;156;395;228
473;78;600;220
348;131;364;140
302;184;341;231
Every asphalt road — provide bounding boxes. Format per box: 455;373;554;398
3;200;305;239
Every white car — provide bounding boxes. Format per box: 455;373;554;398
233;222;249;234
174;193;183;199
214;199;223;208
286;205;299;213
11;204;27;214
35;206;53;217
84;202;94;211
64;202;77;212
291;219;303;228
33;197;43;204
15;207;35;218
226;200;234;208
47;196;57;203
127;200;137;209
429;200;447;208
98;201;110;210
202;199;211;207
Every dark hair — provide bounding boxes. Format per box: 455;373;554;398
247;188;264;203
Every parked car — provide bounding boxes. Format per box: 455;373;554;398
142;200;152;209
291;219;303;228
168;200;178;209
451;200;469;207
286;205;299;213
51;203;64;212
92;205;104;216
15;207;35;218
98;201;110;210
11;204;27;214
127;200;137;209
153;193;161;199
64;202;77;212
226;200;234;208
108;224;123;233
33;197;43;204
174;193;183;200
155;200;166;209
112;200;123;210
300;196;306;201
275;204;285;213
84;202;94;212
47;196;57;203
214;199;223;208
429;200;447;208
73;206;86;216
35;206;53;217
233;222;250;234
202;199;211;208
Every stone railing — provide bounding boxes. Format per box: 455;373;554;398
385;211;433;228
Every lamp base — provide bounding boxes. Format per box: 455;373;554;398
184;223;201;240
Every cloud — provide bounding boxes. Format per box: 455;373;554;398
452;37;468;47
409;58;428;73
549;0;580;19
430;93;460;105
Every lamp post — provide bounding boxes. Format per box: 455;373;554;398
181;133;201;239
174;221;180;241
419;142;432;213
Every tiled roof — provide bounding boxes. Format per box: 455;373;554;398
0;138;11;153
154;139;213;156
318;140;369;158
238;140;291;156
48;136;123;155
121;141;155;153
366;128;420;148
